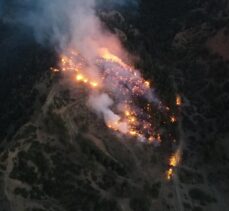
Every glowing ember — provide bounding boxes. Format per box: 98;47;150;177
50;67;60;72
167;168;173;180
170;116;176;123
90;82;98;87
144;81;150;88
176;95;182;106
76;74;84;81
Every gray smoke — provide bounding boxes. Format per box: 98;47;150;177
2;0;137;51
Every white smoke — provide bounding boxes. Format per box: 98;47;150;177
88;93;129;134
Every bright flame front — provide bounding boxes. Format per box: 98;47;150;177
53;48;162;143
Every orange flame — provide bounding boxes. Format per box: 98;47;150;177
166;150;181;180
99;48;128;68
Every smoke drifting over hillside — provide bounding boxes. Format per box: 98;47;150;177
2;0;162;142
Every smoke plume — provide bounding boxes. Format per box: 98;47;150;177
5;0;159;142
88;93;129;134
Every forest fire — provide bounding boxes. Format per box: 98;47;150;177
52;48;163;143
52;46;182;181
